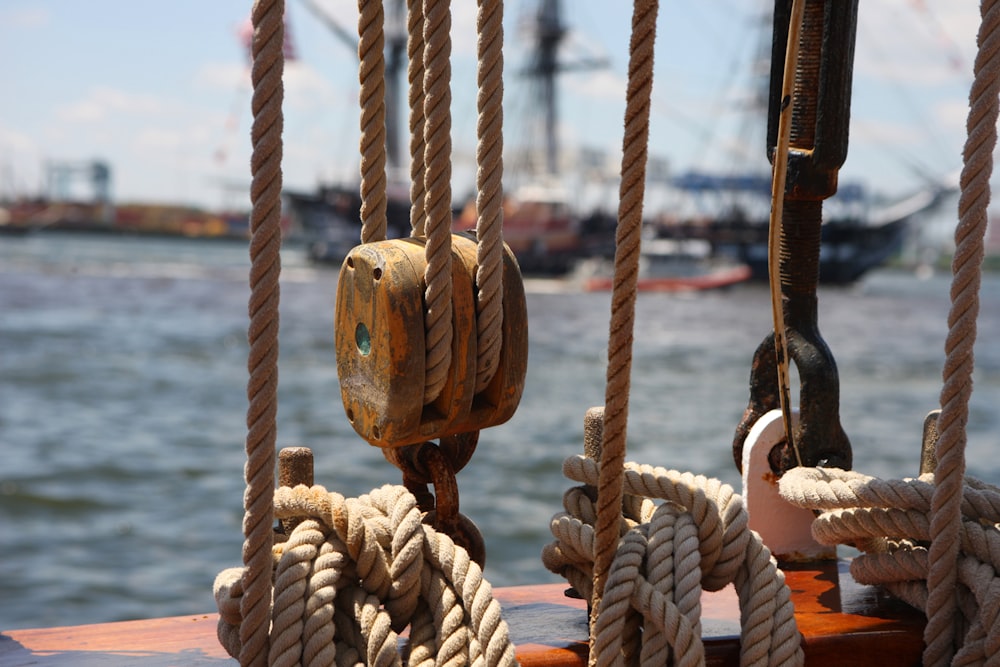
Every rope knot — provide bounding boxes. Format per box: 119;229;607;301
543;455;803;667
215;484;516;667
780;466;1000;664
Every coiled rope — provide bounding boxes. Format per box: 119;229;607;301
544;453;803;667
215;485;517;667
777;3;999;666
778;467;1000;666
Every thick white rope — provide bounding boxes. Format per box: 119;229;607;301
592;2;658;655
419;0;454;405
780;467;1000;665
544;455;803;667
775;3;999;665
407;0;427;239
216;484;517;667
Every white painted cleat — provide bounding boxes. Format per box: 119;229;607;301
742;410;836;562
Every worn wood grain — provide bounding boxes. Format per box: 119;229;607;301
0;561;925;666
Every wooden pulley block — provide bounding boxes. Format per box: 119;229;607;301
335;232;527;448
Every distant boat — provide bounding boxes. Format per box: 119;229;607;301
288;0;600;275
581;237;752;292
289;0;954;283
648;172;953;285
283;183;410;265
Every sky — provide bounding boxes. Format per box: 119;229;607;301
0;1;983;215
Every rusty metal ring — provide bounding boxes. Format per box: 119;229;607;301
439;431;479;474
733;329;852;474
382;431;479;484
417;443;460;532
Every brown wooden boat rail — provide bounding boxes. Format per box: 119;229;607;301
0;560;925;666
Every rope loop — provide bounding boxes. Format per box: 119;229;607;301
780;467;1000;665
545;455;804;667
216;484;516;667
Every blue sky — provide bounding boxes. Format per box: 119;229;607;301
0;1;981;214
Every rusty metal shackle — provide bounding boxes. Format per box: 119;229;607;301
734;0;858;473
383;433;486;566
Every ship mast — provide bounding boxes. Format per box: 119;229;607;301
384;0;405;174
299;0;406;174
525;0;608;176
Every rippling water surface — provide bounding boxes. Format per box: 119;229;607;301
2;232;998;630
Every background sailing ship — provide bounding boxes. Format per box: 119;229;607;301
2;0;999;641
0;1;971;279
275;1;963;284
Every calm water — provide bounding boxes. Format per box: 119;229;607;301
1;232;998;631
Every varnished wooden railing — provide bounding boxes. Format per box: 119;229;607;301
0;560;924;666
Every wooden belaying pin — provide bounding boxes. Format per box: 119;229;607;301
919;410;941;476
278;446;314;534
278;446;314;488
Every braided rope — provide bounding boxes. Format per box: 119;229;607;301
473;0;505;394
592;2;658;648
357;0;388;244
420;0;454;404
769;3;997;665
780;467;1000;665
216;484;517;667
925;2;1000;664
242;1;284;664
544;455;803;667
407;0;427;238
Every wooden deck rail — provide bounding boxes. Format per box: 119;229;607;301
0;560;924;666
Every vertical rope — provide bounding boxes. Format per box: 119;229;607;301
358;0;388;244
421;0;454;404
242;1;284;664
924;2;1000;664
474;0;505;394
408;0;428;238
590;2;658;665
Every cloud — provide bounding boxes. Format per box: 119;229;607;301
132;127;190;153
855;1;978;86
55;87;173;124
0;6;50;29
564;69;625;102
283;62;344;111
0;124;37;154
195;62;249;91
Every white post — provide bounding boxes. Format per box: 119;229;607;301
742;410;835;561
